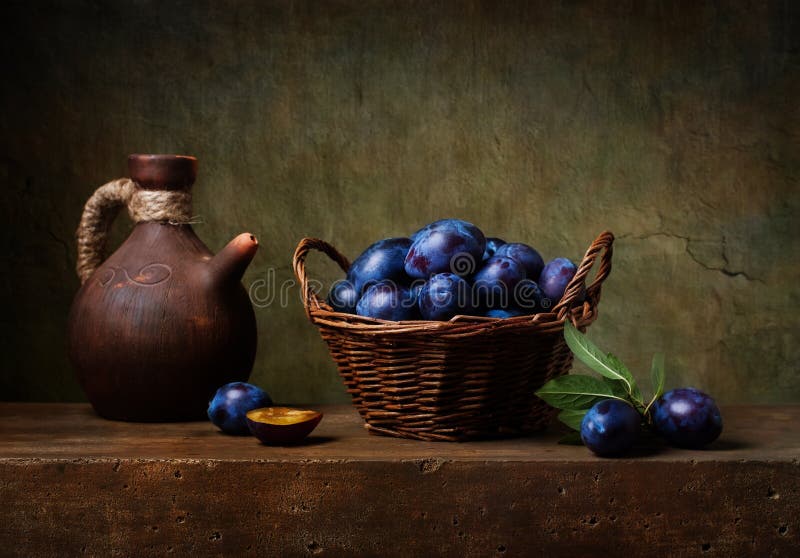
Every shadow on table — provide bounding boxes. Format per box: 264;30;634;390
626;437;752;456
251;436;339;448
702;438;752;451
624;444;668;458
297;435;338;447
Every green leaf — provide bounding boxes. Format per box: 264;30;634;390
558;432;584;445
644;352;666;414
558;409;587;431
535;374;623;411
563;322;636;395
650;352;665;399
602;376;630;399
606;352;642;401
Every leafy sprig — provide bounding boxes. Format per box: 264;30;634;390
536;322;665;443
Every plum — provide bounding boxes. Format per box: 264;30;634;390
411;219;484;241
418;273;471;321
409;224;428;241
347;237;412;294
494;242;544;280
580;399;640;456
208;382;273;435
356;281;419;321
410;220;445;242
472;256;526;310
405;219;486;279
511;278;543;313
651;388;722;448
246;407;323;446
327;279;358;313
484;307;527;319
539;257;578;305
409;280;426;299
482;237;507;260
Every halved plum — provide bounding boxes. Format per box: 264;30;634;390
245;407;323;445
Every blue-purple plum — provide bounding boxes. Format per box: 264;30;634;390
208;382;273;435
409;224;428;241
356;281;420;321
347;237;412;294
482;237;507;260
409;280;425;299
511;278;543;313
418;273;471;321
405;219;486;279
327;279;359;313
580;399;640;456
539;257;578;305
411;219;484;242
484;308;527;319
495;242;545;280
652;388;722;448
472;256;526;310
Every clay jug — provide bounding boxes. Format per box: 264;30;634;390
67;154;258;421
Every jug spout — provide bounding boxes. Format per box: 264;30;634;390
210;233;259;284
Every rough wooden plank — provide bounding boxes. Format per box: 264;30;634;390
1;404;798;556
1;403;798;461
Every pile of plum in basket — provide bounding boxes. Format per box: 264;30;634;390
327;218;582;321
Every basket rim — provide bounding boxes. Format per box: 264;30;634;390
306;299;599;337
293;230;614;336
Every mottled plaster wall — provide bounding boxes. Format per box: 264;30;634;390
1;0;798;403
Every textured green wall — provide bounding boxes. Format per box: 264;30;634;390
1;1;798;404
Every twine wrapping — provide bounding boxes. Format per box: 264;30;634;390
75;178;193;284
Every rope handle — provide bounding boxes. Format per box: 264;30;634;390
75;178;136;284
293;231;614;321
75;178;194;284
552;230;615;319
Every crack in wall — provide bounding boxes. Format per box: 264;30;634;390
618;231;764;283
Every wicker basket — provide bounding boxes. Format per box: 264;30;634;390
292;231;614;442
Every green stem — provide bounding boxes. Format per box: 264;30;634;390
628;396;648;417
642;393;659;417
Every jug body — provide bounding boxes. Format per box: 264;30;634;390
67;155;258;421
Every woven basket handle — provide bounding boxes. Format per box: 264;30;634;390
553;230;614;319
293;238;351;319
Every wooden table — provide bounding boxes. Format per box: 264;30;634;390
1;403;797;556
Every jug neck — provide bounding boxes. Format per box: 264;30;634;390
128;154;197;191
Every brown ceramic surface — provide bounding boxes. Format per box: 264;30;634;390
128;154;198;190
